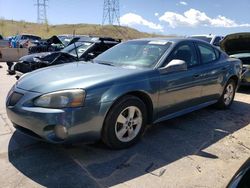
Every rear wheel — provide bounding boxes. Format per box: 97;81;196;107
102;95;147;149
216;79;236;109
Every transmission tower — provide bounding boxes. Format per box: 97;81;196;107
102;0;120;26
35;0;48;24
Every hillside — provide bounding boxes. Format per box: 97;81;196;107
0;19;173;40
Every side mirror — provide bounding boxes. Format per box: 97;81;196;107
161;59;187;73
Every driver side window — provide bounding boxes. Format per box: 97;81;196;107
168;43;198;68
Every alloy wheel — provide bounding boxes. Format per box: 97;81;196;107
115;106;143;142
224;83;234;106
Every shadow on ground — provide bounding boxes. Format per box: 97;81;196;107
8;100;250;187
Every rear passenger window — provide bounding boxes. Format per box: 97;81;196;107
197;43;217;63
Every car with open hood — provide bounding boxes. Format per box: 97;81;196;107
6;38;242;149
28;35;91;54
220;32;250;86
13;37;120;79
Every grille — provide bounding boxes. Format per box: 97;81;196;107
8;92;23;106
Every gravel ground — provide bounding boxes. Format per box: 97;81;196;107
0;62;250;188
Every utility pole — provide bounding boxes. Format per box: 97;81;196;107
35;0;48;24
102;0;120;25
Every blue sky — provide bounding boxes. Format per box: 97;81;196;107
0;0;250;36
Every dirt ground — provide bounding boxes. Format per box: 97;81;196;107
0;62;250;188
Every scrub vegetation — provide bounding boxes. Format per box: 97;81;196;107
0;19;173;40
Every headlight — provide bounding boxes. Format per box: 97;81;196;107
34;89;86;108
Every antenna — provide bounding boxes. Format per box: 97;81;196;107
35;0;48;24
102;0;120;26
72;30;79;61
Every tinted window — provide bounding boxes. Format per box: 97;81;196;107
169;43;198;67
0;35;3;40
197;43;217;63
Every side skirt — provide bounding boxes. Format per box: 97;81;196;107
154;100;217;124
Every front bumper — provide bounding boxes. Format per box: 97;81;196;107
6;87;110;143
241;66;250;86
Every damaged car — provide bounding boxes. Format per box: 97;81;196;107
28;35;90;54
220;32;250;86
14;37;120;79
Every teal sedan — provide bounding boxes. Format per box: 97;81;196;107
6;38;242;149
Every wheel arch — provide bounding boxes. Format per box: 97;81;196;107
102;90;154;128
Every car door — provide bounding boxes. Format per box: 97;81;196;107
157;41;204;120
195;41;228;102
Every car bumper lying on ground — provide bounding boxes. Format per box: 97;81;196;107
6;87;110;143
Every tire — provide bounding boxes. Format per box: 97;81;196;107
102;95;147;149
215;79;236;109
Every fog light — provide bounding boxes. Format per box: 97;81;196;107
54;125;68;139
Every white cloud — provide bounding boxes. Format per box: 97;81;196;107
154;12;159;17
159;9;250;28
179;1;188;6
120;13;164;31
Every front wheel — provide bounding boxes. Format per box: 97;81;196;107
102;96;147;149
216;79;236;109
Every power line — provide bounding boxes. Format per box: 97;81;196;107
102;0;120;26
35;0;48;24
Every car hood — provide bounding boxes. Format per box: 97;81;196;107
46;35;64;45
19;51;72;63
220;32;250;55
16;62;147;93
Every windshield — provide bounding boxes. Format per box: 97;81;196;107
94;40;171;68
61;41;93;57
57;36;74;46
191;36;212;43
